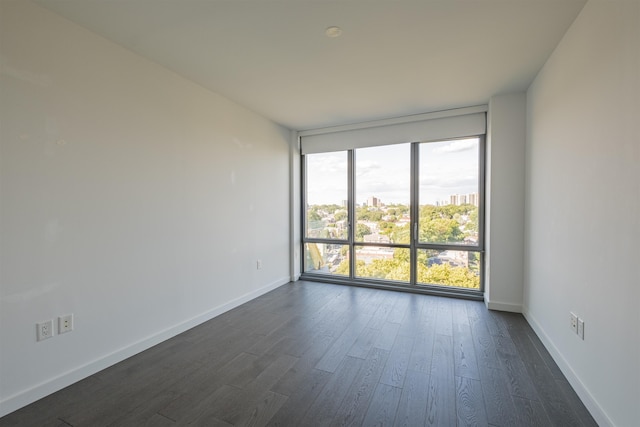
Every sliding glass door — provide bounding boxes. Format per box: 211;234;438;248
302;136;484;295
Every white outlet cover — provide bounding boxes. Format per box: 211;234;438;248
59;314;74;334
577;318;585;340
570;312;578;334
37;319;54;341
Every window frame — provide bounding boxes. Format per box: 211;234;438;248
299;107;486;299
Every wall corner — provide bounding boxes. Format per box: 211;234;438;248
484;92;527;312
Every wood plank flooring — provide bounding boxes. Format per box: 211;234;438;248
0;281;597;426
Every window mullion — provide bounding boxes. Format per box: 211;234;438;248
348;149;355;279
410;142;418;286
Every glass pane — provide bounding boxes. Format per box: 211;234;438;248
417;249;480;289
305;152;348;240
355;144;411;244
304;243;349;276
355;246;410;283
419;138;479;246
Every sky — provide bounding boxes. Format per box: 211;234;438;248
306;138;479;206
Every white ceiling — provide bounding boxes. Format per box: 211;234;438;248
36;0;586;130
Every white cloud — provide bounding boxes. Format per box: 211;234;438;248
355;160;382;177
305;139;479;205
433;138;477;154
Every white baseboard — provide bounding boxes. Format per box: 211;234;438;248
0;277;290;418
522;307;614;427
484;295;522;313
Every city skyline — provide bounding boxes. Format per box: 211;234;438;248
306;138;479;206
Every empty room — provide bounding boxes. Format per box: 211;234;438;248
0;0;638;426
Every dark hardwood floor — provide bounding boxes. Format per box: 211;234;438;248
0;281;597;426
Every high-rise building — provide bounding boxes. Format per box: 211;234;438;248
367;196;380;207
449;193;479;206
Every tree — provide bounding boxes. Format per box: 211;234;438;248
420;218;463;243
389;223;410;244
307;209;321;222
335;259;351;276
356;223;372;240
418;263;480;289
334;248;479;289
378;221;396;238
334;210;347;222
356;258;409;281
340;245;349;256
465;208;479;233
356;206;370;221
356;207;383;222
307;201;480;289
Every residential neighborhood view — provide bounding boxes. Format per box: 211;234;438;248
305;194;481;289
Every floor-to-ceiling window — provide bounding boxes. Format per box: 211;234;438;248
416;138;483;291
354;143;412;283
300;108;485;297
303;151;349;277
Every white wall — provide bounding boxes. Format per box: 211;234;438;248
0;0;291;416
289;132;302;281
525;1;639;426
485;93;526;312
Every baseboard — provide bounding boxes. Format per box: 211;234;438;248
522;307;614;427
0;277;290;418
484;295;522;313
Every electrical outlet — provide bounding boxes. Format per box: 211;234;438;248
59;314;74;334
36;319;54;341
257;259;262;270
570;312;578;334
577;318;585;340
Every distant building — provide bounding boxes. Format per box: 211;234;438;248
363;233;391;244
437;250;469;267
355;246;394;264
367;196;380;207
450;192;479;206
